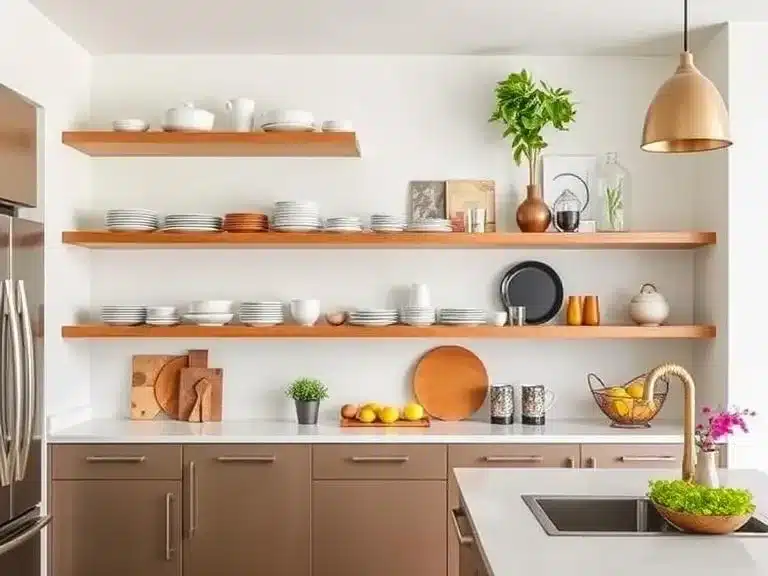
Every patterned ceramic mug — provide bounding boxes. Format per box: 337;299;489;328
490;384;515;425
521;385;556;425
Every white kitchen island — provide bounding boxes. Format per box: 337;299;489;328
454;468;768;576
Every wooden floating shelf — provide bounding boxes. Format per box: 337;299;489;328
62;230;716;250
61;131;361;158
61;324;716;340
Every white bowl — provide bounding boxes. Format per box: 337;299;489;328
289;299;320;326
187;300;233;314
183;313;234;326
113;119;149;132
261;109;314;127
321;120;353;132
163;102;215;132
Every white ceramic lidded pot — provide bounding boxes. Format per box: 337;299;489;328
163;102;215;132
629;283;670;326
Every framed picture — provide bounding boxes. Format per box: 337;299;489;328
446;180;496;232
541;155;598;221
408;181;446;221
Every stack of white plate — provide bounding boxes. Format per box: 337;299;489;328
101;305;146;326
183;300;234;326
105;209;159;232
347;309;399;326
239;302;285;326
407;218;453;233
370;214;406;232
438;308;487;326
399;307;436;326
260;109;315;132
272;201;321;232
146;306;179;326
162;213;222;232
324;216;362;232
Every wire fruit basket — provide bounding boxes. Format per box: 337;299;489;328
588;372;669;428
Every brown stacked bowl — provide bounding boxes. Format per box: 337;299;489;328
223;213;269;232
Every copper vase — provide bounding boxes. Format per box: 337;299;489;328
516;185;551;233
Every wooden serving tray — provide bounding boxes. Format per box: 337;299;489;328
340;418;431;428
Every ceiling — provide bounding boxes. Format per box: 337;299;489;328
30;0;768;56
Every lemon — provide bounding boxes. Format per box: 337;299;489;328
605;386;631;399
625;381;646;400
361;402;380;414
632;404;652;420
357;407;377;423
403;403;425;421
379;406;400;424
611;399;631;417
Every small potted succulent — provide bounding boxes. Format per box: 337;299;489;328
695;406;756;488
286;377;329;425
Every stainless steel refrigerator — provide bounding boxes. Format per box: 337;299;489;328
0;84;49;574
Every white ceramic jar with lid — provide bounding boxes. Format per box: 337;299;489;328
163;102;215;132
629;283;669;326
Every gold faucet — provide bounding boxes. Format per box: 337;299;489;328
643;363;696;482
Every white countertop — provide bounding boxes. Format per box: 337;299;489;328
455;468;768;576
47;417;685;444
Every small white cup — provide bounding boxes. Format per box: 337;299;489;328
225;97;256;132
491;311;508;327
290;299;320;326
409;284;431;308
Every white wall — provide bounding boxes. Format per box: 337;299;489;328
0;0;92;421
83;55;698;421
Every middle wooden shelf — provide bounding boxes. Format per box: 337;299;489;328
61;324;716;339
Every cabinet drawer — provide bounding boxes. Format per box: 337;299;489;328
312;444;446;480
581;444;682;469
52;444;182;480
449;444;579;470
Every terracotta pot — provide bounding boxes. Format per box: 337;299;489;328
516;185;551;233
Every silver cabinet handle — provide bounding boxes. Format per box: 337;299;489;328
0;280;22;487
165;493;174;561
350;456;409;463
188;461;197;538
216;455;276;463
0;514;51;557
15;281;34;481
450;508;474;546
85;455;146;463
483;455;543;463
619;455;677;463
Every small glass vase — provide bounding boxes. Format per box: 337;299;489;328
597;152;631;231
695;449;719;488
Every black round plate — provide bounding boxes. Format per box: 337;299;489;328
499;261;563;325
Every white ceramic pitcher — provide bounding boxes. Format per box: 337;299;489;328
225;97;256;132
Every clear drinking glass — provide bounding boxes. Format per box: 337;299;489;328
597;152;631;231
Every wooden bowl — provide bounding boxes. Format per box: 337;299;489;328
653;502;752;535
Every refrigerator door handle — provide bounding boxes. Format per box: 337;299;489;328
0;514;51;557
1;280;23;486
15;280;34;481
0;281;9;486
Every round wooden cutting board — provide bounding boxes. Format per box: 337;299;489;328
413;345;488;421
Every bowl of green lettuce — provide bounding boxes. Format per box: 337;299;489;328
648;480;756;534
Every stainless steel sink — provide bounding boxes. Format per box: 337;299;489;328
522;495;768;537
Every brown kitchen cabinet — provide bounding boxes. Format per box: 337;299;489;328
581;444;683;469
312;444;447;576
447;443;579;576
182;444;311;576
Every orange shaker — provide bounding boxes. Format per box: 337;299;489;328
566;296;583;326
583;296;600;326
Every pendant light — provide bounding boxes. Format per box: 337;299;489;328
641;0;732;153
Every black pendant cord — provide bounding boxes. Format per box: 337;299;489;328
684;0;689;52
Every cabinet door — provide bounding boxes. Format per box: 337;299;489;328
313;480;446;576
183;445;310;576
448;444;578;576
581;444;682;469
51;480;181;576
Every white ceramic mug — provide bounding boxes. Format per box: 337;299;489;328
290;299;320;326
225;97;256;132
491;311;508;327
409;284;431;308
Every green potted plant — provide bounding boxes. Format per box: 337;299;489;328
286;377;329;425
489;70;576;232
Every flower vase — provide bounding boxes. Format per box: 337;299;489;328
517;185;551;233
695;449;719;488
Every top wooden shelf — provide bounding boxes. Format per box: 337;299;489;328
61;130;361;157
61;230;716;249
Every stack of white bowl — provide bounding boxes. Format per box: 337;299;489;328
183;301;234;326
101;305;146;326
260;109;314;132
272;201;321;232
324;216;362;232
347;309;398;326
438;308;487;326
370;214;406;232
105;209;159;232
407;218;453;232
239;302;284;326
146;306;180;326
399;307;437;326
162;213;222;232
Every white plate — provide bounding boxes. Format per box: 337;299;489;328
165;214;221;220
106;216;158;222
348;321;398;326
107;209;158;216
107;226;158;232
262;123;314;132
242;321;284;326
274;201;317;207
272;226;321;232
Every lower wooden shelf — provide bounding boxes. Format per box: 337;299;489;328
60;324;716;339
